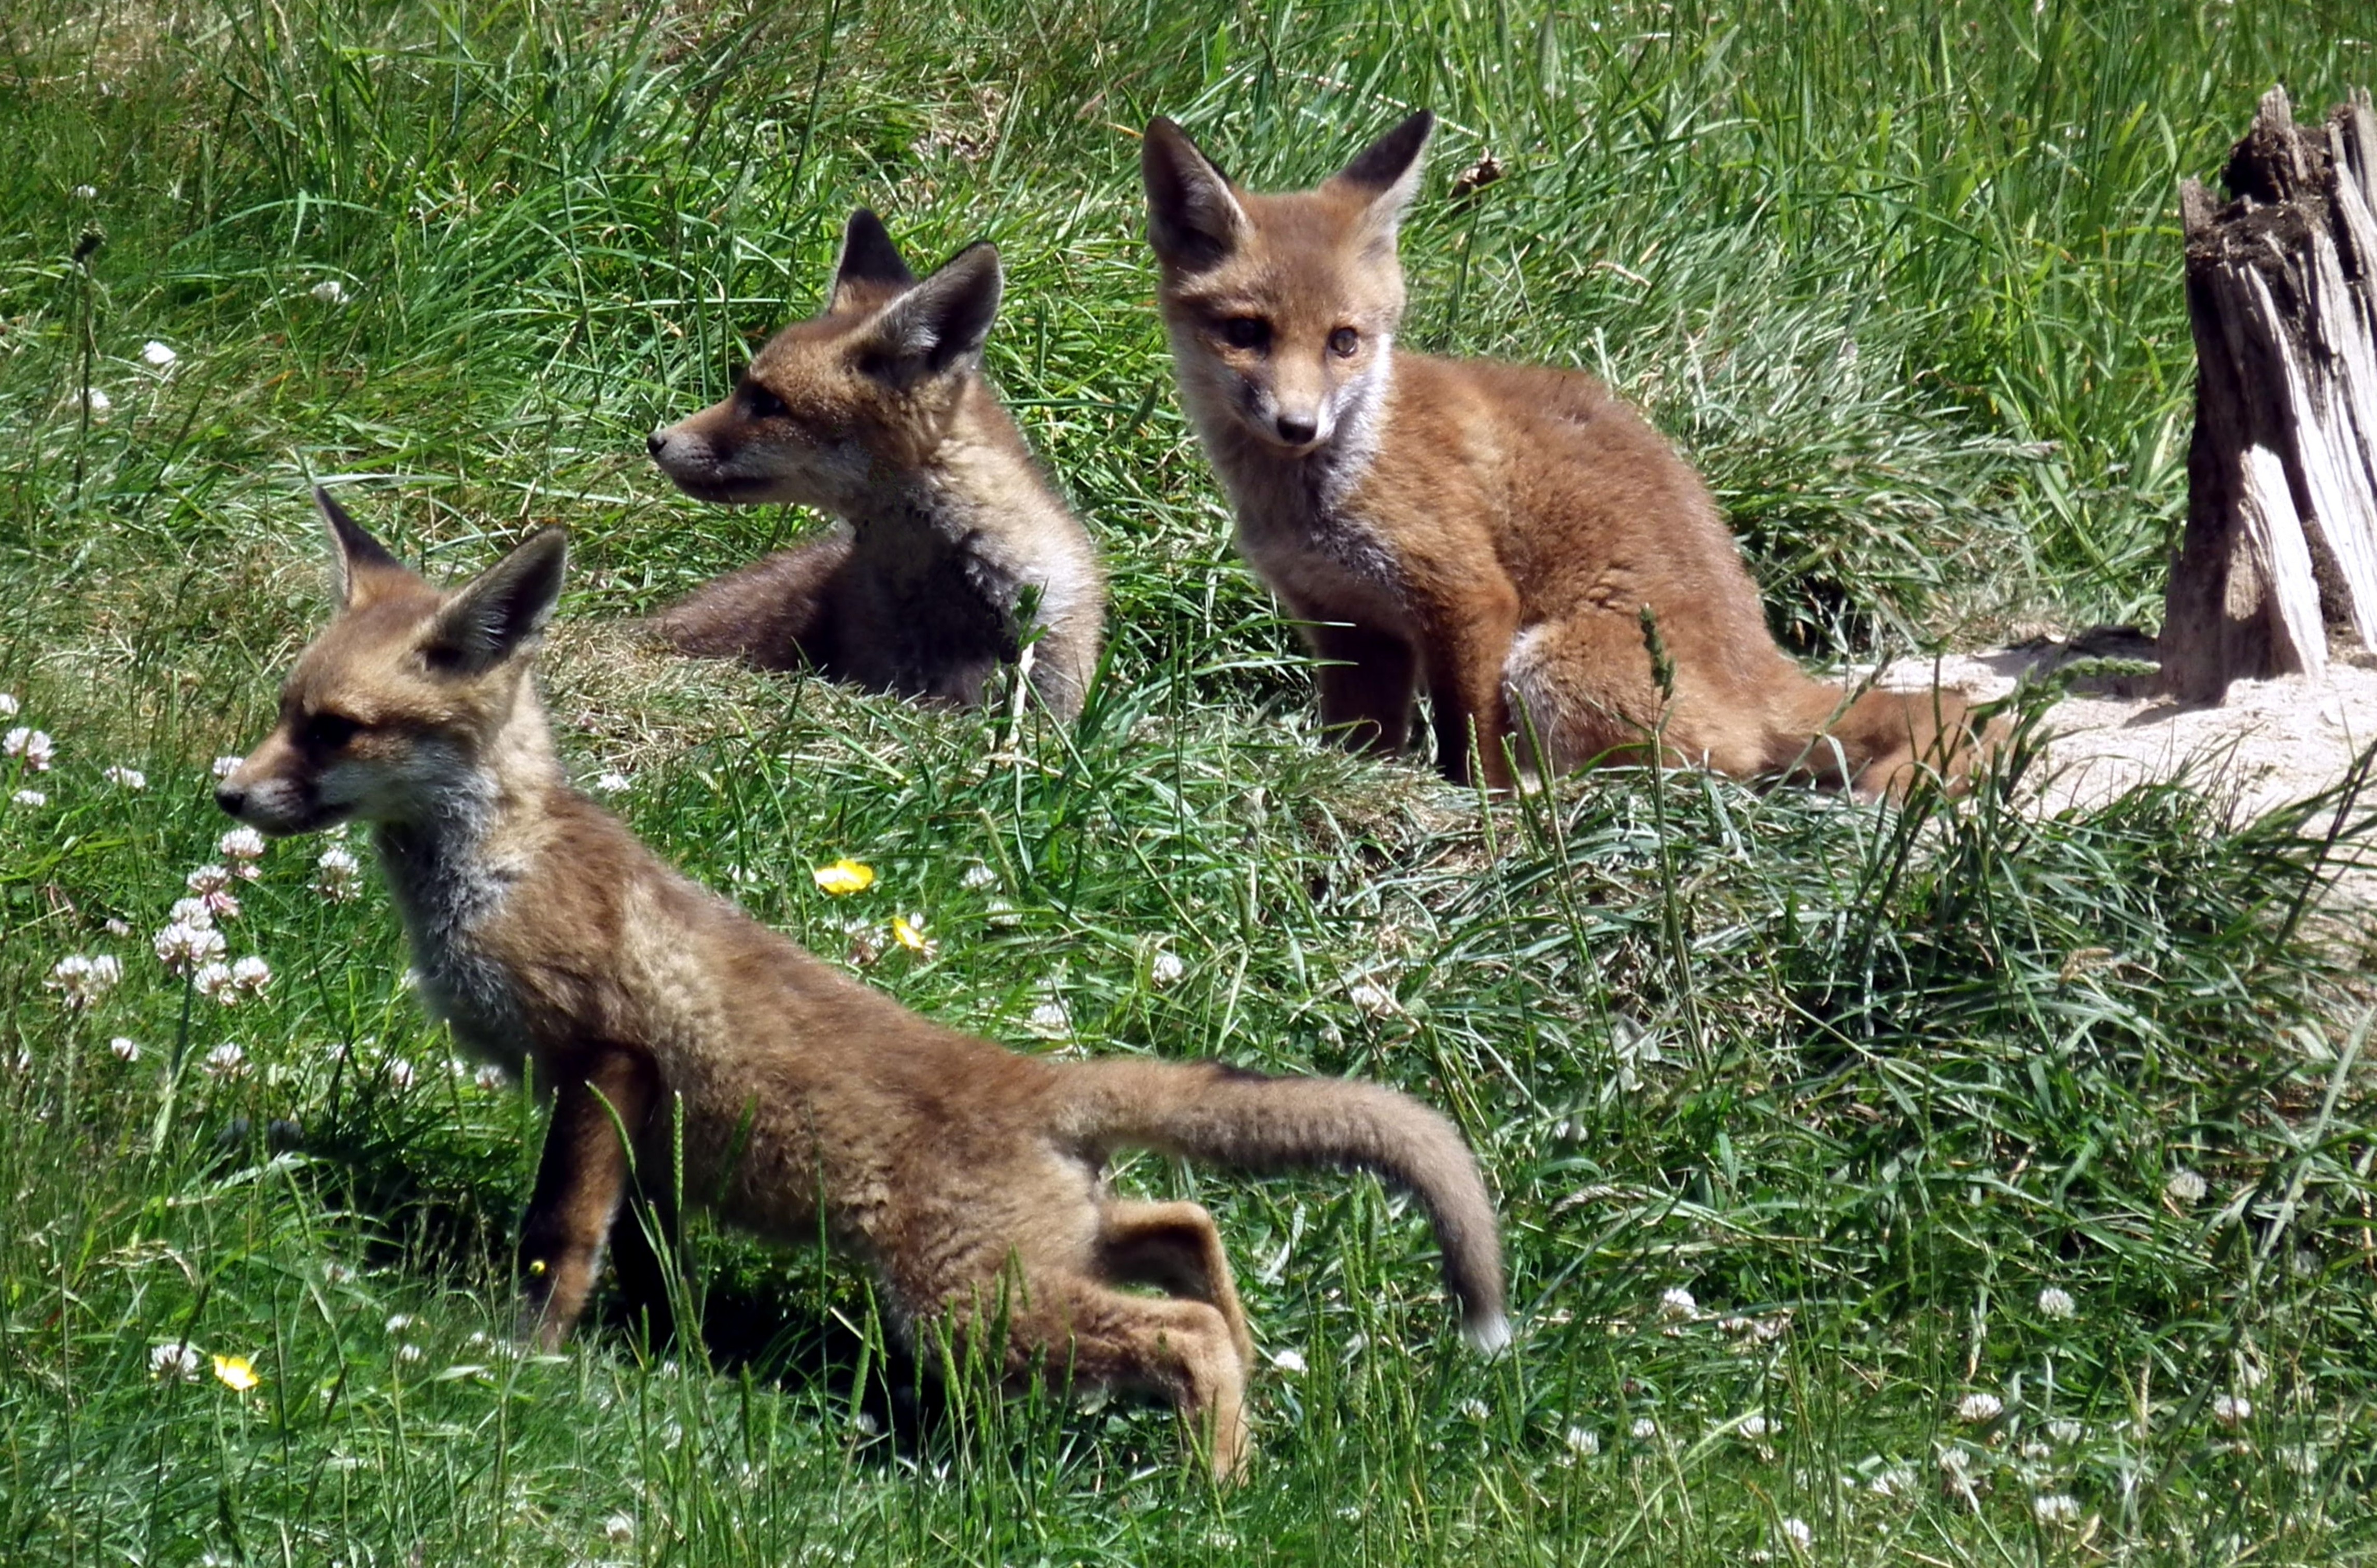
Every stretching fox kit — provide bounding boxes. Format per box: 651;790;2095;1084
1143;113;1985;798
648;209;1105;721
217;493;1504;1479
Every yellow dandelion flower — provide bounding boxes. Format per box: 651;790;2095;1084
892;914;935;956
212;1353;260;1392
812;858;876;896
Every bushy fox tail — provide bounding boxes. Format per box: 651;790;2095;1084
1059;1059;1510;1352
1771;675;1999;801
643;527;854;673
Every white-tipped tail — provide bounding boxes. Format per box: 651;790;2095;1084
1464;1311;1514;1357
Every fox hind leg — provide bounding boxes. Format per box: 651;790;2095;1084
1011;1276;1251;1481
1096;1199;1255;1371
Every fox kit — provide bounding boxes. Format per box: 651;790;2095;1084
217;492;1505;1479
1143;113;1987;798
647;209;1106;721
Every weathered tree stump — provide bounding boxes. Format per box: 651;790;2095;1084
2160;86;2377;703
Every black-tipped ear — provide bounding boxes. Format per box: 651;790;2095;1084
1331;111;1432;250
854;243;1002;385
316;487;410;609
828;208;917;313
1142;117;1250;272
1335;110;1434;193
428;528;568;673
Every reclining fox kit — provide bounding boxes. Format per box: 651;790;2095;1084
1142;112;1987;798
216;493;1506;1479
646;209;1106;721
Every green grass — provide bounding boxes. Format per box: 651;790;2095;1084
4;0;2377;1562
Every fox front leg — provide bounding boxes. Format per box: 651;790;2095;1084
517;1046;662;1349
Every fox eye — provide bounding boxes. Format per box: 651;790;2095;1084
1217;316;1270;351
1328;327;1361;358
301;712;360;751
739;384;787;420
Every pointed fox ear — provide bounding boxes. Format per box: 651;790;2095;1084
828;207;917;313
1330;110;1433;250
427;528;568;674
1142;117;1250;272
315;487;413;610
852;242;1002;386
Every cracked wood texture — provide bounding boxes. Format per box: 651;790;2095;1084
2161;86;2377;703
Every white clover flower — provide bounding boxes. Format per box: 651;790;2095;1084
593;771;630;795
1269;1347;1307;1373
1346;980;1398;1016
2032;1493;2081;1525
2166;1168;2207;1205
140;340;177;368
1779;1518;1812;1551
170;895;227;929
11;788;46;807
321;1262;355;1284
386;1057;416;1090
397;968;420;991
149;1341;203;1380
211;755;244;780
315;844;360;901
1150;950;1186;986
385;1313;415;1334
72;184;97;200
2019;1438;2052;1461
395;1343;425;1364
5;727;54;771
193;962;235;1001
201;1041;247;1079
110;1036;140;1062
0;694;14;716
310;279;349;305
104;917;131;937
961;861;998;890
154;919;227;974
2046;1418;2083;1446
188;864;232;895
603;1514;636;1544
1026;999;1071;1037
1957;1392;2004;1424
1657;1286;1697;1321
82;388;111;415
1563;1425;1600;1457
2211;1393;2252;1426
1630;1417;1659;1440
2277;1444;2322;1476
2036;1286;2076;1320
218;827;266;868
103;765;147;790
47;953;122;1009
1739;1414;1777;1439
1456;1396;1491;1421
472;1063;508;1092
229;955;271;996
1870;1465;1917;1497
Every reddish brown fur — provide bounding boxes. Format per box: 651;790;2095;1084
218;494;1505;1479
1143;114;1992;799
648;211;1105;720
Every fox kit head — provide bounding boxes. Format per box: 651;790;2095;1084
647;209;1004;509
216;491;567;837
1143;111;1432;456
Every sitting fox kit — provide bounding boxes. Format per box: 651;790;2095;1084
217;493;1504;1478
647;209;1106;721
1142;113;1984;798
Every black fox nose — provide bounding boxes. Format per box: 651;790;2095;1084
646;430;668;459
1275;415;1317;445
214;783;245;817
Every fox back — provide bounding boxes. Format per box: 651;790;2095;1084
1143;115;1989;799
648;210;1105;719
